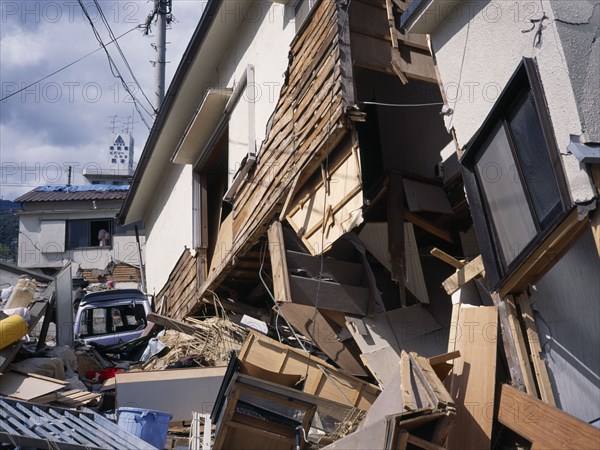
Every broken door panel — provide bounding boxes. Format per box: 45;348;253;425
286;142;363;256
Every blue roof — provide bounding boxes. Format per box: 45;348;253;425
34;185;130;192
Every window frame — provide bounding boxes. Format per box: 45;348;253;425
66;218;114;250
460;58;572;290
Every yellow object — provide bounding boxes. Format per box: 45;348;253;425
0;315;27;350
5;278;36;310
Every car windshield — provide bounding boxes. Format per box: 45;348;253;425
78;303;147;337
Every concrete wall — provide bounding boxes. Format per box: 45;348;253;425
18;203;143;273
550;0;600;144
141;2;296;295
430;0;595;203
529;229;600;426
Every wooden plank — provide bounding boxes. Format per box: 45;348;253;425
404;211;454;243
498;384;600;449
400;351;414;411
147;312;197;335
442;255;485;295
505;295;539;398
0;372;65;401
0;342;22;373
430;248;465;270
267;222;292;303
410;353;455;409
427;350;461;367
516;293;556;406
446;305;497;450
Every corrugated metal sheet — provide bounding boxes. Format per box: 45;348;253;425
15;185;129;203
0;397;157;449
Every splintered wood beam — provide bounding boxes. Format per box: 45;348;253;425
404;211;454;243
516;292;556;406
267;222;292;303
147;312;196;336
400;350;414;411
430;248;465;269
441;255;484;295
498;384;600;449
505;295;539;399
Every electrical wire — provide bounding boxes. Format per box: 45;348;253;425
77;0;153;129
0;26;139;103
92;0;155;111
359;100;444;107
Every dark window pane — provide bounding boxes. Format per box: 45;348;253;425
475;123;537;266
508;93;561;227
68;221;88;248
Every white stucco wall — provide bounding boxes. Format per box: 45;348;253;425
218;2;296;171
431;0;595;203
18;205;143;273
141;2;297;295
143;164;193;295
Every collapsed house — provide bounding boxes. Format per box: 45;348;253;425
114;0;600;448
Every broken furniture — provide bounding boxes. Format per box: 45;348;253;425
324;350;456;449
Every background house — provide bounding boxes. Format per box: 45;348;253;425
15;135;144;287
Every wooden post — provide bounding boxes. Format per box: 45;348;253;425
267;222;292;303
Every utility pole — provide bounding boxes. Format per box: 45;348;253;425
153;0;171;114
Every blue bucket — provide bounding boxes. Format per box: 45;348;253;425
117;407;173;449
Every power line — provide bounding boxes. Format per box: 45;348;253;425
0;26;138;103
77;0;153;129
92;0;154;111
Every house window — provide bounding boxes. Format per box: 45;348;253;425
461;58;570;289
67;219;113;249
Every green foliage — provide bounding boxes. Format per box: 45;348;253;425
0;213;18;262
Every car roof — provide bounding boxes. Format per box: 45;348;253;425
79;289;148;306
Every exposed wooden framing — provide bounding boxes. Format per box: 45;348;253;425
516;292;556;406
498;384;600;449
193;0;354;310
441;255;485;295
404;211;454;243
409;353;455;409
505;295;539;398
267;222;292;303
499;208;589;296
430;248;465;270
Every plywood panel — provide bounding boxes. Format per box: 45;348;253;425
287;142;363;256
446;305;497;450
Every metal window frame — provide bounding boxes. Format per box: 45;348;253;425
460;58;572;290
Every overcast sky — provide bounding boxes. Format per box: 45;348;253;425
0;0;206;200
